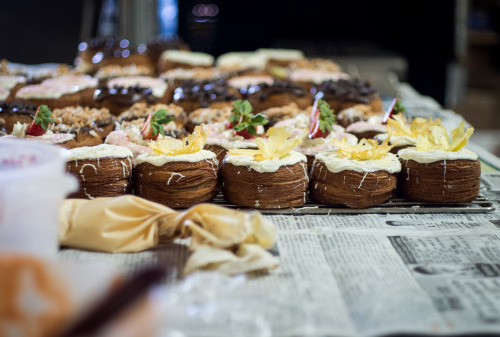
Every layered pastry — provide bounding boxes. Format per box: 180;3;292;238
157;50;214;74
397;122;480;203
274;99;357;170
134;125;219;208
338;104;387;140
216;51;268;76
145;35;191;74
221;126;308;209
94;64;155;84
5;105;76;148
204;99;267;164
159;67;224;102
172;78;240;114
0;118;6;136
94;75;169;115
312;78;383;114
14;75;98;109
243;79;312;113
310;138;401;208
0;101;37;133
0;75;27;103
49;106;115;148
66;144;134;199
186;106;232;133
105;107;177;157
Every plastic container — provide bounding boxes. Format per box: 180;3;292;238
0;139;78;258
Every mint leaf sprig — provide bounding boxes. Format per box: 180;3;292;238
229;99;268;137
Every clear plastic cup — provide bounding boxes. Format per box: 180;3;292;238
0;139;78;258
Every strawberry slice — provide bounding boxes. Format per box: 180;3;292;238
308;98;336;139
26;105;55;136
227;100;268;139
140;109;174;140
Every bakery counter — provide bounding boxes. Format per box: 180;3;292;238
3;81;500;337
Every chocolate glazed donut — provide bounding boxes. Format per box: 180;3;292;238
309;160;397;209
398;159;481;203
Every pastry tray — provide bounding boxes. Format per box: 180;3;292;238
210;193;495;215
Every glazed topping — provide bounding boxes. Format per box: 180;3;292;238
242;79;308;99
316;148;401;174
314;79;379;104
216;52;268;71
66;144;133;161
50;106;114;131
42;75;98;91
288;58;342;72
15;83;80;99
107;76;167;98
173;79;238;106
160;50;214;66
160;67;224;82
398;148;478;163
0;75;26;89
225;150;306;173
255;48;305;61
227;75;274;89
0;101;37;116
93;85;157;105
94;64;154;80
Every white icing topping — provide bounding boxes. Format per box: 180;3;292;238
66;144;133;161
227;75;274;88
345;120;387;134
160;50;214;66
289;69;349;84
224;150;306;173
216;52;267;70
15;83;78;99
136;149;216;166
256;48;305;61
42;75;97;90
107;76;167;98
316;150;401;173
397;148;478;163
0;75;26;89
104;130;151;157
160;67;223;81
0;87;9;100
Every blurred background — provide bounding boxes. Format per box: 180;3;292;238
1;0;499;153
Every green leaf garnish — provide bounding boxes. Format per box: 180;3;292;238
34;104;56;131
151;109;174;136
393;99;406;115
229;99;268;132
317;99;336;133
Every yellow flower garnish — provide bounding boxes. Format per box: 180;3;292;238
332;137;393;161
387;114;443;138
415;121;474;152
228;126;302;161
149;124;209;155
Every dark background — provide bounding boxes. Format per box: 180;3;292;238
0;0;459;105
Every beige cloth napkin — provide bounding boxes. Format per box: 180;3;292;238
59;195;279;275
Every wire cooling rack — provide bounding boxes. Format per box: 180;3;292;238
210;193;495;215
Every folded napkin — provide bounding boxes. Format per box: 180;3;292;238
59;195;279;276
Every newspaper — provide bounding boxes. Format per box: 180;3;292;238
58;170;500;337
57;87;500;336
